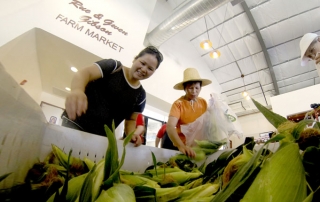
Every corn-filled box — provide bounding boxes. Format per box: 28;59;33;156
1;63;315;202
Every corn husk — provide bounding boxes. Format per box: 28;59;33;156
95;183;135;202
241;142;307;202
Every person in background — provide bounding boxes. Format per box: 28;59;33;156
133;113;145;145
155;123;166;147
61;46;163;146
300;33;320;67
166;68;212;157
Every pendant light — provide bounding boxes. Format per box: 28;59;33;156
200;16;212;50
209;50;221;59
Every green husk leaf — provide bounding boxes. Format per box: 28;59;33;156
133;185;156;202
103;122;119;183
151;151;158;177
102;123;134;189
211;144;264;201
264;133;285;144
252;98;287;128
54;149;72;202
78;164;97;202
242;143;307;202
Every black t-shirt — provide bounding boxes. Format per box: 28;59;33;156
65;59;146;136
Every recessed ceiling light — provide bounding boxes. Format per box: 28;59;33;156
71;67;78;72
65;87;71;91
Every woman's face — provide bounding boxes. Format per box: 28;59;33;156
185;82;201;100
131;54;158;80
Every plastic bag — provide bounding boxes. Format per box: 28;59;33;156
206;93;243;141
181;93;243;146
180;110;209;146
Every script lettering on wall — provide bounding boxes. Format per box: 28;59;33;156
55;0;129;52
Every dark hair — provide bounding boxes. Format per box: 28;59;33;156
134;46;163;68
183;81;202;90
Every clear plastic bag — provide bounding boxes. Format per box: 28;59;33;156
181;93;243;146
180;111;209;146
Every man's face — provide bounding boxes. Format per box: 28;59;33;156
305;37;320;60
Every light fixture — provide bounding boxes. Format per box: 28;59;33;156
65;87;71;91
245;95;251;100
200;16;213;50
200;40;212;49
209;50;221;59
71;67;78;72
242;91;248;97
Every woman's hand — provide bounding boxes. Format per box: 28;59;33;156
131;134;142;147
177;145;196;158
65;90;88;120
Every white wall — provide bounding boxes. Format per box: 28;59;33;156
238;112;276;139
271;84;320;118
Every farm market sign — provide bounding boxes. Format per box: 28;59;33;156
56;0;127;52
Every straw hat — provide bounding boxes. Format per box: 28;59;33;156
173;68;212;90
300;33;318;66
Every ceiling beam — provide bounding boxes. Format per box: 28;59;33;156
241;1;279;95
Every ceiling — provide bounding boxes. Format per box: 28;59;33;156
145;0;320;116
2;0;320;118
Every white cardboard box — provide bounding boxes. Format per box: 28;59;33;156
0;63;226;189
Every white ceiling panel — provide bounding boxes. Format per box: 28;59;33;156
257;69;273;85
237;55;257;74
208;3;244;26
245;0;269;9
212;62;241;83
234;13;254;36
267;38;300;66
251;0;320;29
279;79;315;94
220;18;242;43
261;8;320;48
252;52;268;70
277;70;318;88
220;77;245;92
273;58;315;80
206;45;236;69
262;83;275;92
227;33;261;60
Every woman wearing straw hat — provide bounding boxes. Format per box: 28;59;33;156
166;68;212;157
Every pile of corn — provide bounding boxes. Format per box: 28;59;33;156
2;99;320;201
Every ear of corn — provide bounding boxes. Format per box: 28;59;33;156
176;195;214;202
145;166;183;175
95;183;136;202
178;183;219;200
120;174;147;187
241;142;307;202
155;186;185;202
47;173;87;202
154;171;202;185
222;146;253;187
194;139;225;149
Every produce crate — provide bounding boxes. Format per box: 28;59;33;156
0;63;225;191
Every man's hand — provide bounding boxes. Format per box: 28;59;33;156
65;90;88;120
177;144;196;158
